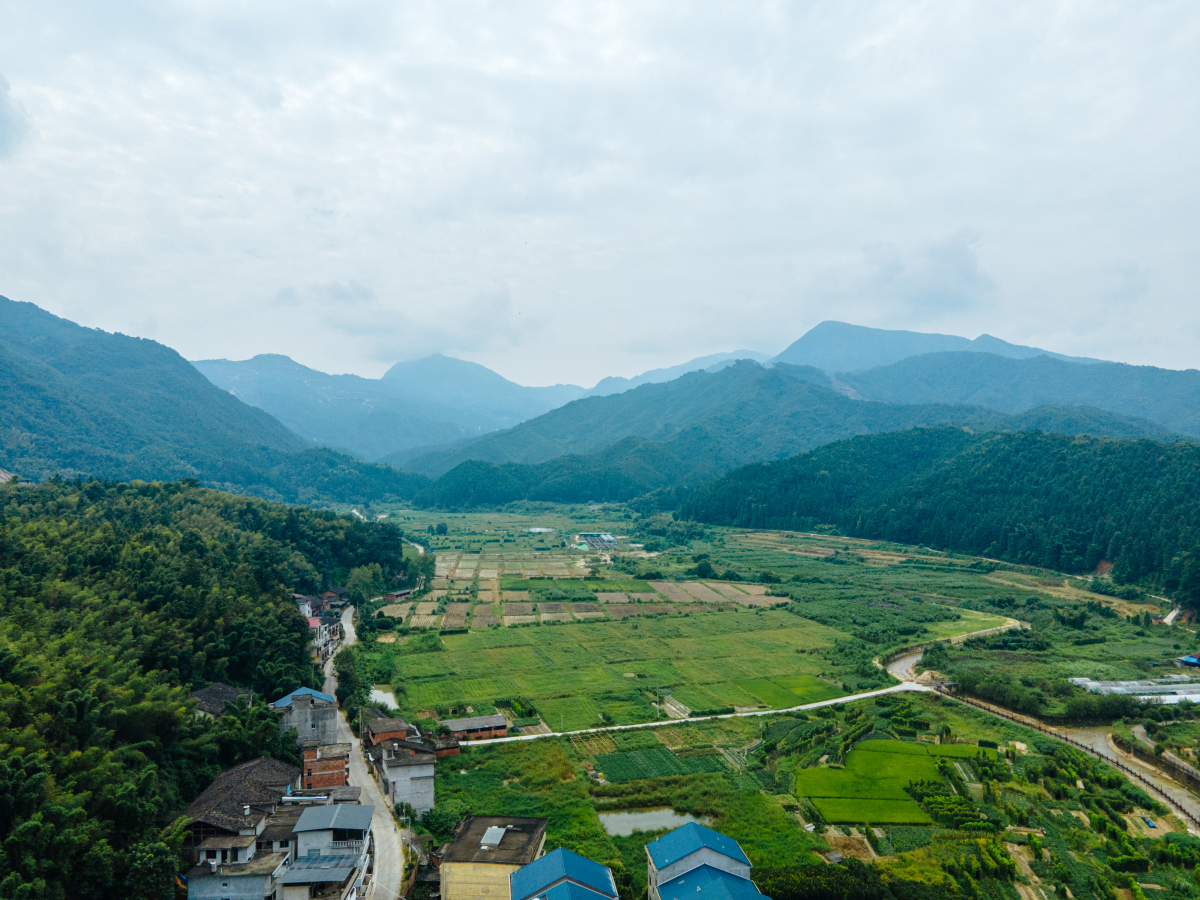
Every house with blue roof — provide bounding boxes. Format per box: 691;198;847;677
270;687;339;747
645;823;767;900
510;847;618;900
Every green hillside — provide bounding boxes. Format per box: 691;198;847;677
843;351;1200;437
0;297;427;503
0;477;410;898
681;428;1200;601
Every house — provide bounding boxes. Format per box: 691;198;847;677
294;593;323;617
365;716;417;748
186;848;290;900
367;740;436;815
383;589;415;602
432;734;462;758
278;805;374;900
272;687;339;746
302;742;351;790
309;616;338;662
645;823;767;900
440;816;549;900
321;586;351;609
189;682;252;717
510;847;618;900
441;713;508;741
180;757;302;864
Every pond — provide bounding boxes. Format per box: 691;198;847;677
370;688;399;709
597;809;709;837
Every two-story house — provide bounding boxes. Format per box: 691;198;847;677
367;739;436;814
272;687;339;746
645;823;767;900
510;847;618;900
278;804;374;900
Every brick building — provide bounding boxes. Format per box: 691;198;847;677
441;714;508;741
302;742;351;790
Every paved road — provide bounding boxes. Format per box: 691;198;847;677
324;606;407;900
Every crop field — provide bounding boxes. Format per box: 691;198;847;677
737;675;844;709
812;798;932;824
593;747;727;782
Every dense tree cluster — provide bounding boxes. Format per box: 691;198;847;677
681;428;1200;605
0;478;407;899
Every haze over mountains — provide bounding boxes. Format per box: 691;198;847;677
5;294;1200;509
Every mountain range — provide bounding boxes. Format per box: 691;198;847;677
5;294;1200;509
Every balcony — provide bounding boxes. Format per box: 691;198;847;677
329;840;363;851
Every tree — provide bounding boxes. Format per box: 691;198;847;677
346;564;386;605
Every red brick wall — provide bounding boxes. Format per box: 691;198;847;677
451;726;507;741
304;757;347;789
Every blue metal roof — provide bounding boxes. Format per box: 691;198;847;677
272;686;335;708
658;866;766;900
530;880;618;900
646;823;750;870
510;848;617;900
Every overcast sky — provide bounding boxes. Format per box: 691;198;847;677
1;2;1198;386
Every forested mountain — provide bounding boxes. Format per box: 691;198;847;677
395;360;1177;481
0;298;426;503
771;320;1098;372
681;428;1200;601
841;351;1200;438
194;352;587;460
413;389;1178;508
0;478;409;898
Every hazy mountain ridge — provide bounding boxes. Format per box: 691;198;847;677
772;320;1100;372
841;351;1200;438
0;297;427;502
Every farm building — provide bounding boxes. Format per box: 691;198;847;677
366;716;418;747
645;823;767;900
510;847;618;900
440;816;548;900
441;713;508;741
577;533;617;550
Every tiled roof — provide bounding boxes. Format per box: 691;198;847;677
189;683;251;716
658;866;766;900
510;848;617;900
271;686;335;708
646;823;750;870
369;717;410;735
182;757;300;833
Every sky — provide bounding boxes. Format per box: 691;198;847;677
1;2;1198;387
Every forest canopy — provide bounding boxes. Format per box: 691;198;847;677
680;428;1200;605
0;478;407;899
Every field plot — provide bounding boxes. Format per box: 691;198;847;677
446;603;471;616
641;605;676;616
442;615;467;628
540;613;574;623
502;591;530;602
680;583;725;603
629;593;660;603
596;592;628;603
471;615;498;628
813;798;932;824
539;602;565;612
504;615;537;626
706;583;749;601
594;747;726;783
650;582;696;603
379;603;411;620
381;608;848;730
410;615;442;628
503;603;534;615
415;601;438;616
607;604;642;618
738;675;843;708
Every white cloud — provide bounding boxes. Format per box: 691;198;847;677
0;2;1198;384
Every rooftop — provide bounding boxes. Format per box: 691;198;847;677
189;682;251;716
658;865;765;900
260;806;305;843
646;823;750;871
511;847;617;900
271;686;336;708
187;852;289;879
442;714;507;731
441;816;549;866
182;757;301;833
295;804;375;833
198;833;256;850
369;717;410;735
533;882;618;900
278;854;360;885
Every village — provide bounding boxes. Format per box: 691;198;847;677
179;584;765;900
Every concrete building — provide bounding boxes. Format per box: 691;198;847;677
367;739;436;815
278;805;374;900
440;816;548;900
187;850;290;900
302;742;351;790
645;823;766;900
441;714;508;741
510;847;618;900
272;687;339;746
366;717;417;748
